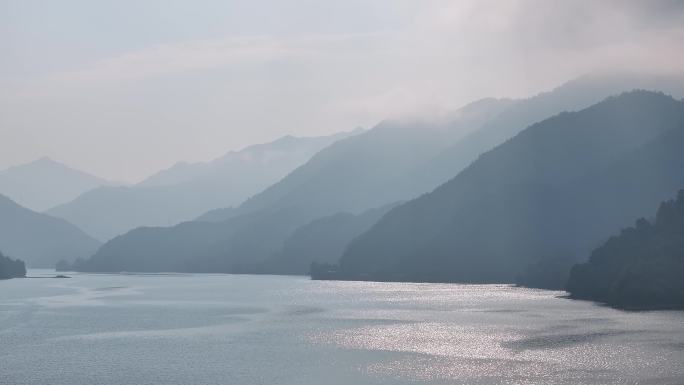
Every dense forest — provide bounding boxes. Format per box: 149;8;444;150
0;251;26;279
566;190;684;309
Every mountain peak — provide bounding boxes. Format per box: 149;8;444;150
29;156;66;168
34;156;55;163
0;157;110;212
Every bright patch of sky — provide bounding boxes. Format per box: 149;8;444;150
1;0;683;182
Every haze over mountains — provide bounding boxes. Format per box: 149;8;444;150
62;74;684;280
0;194;101;267
47;131;358;241
5;3;684;383
65;93;514;273
0;157;111;212
198;97;513;223
263;202;402;275
339;90;684;285
409;73;684;191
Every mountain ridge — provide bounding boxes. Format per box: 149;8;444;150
0;193;101;267
63;75;684;277
336;90;684;286
0;157;111;212
47;130;359;241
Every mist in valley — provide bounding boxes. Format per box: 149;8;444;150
2;1;684;384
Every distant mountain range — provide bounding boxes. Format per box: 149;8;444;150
407;72;684;191
198;97;513;223
0;157;111;212
62;74;684;290
47;131;359;241
65;96;514;273
0;194;101;267
337;91;684;286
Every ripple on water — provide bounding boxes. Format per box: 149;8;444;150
3;273;683;385
503;330;631;350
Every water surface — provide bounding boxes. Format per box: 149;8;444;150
1;270;683;384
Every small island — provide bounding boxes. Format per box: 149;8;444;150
0;251;27;280
566;190;684;310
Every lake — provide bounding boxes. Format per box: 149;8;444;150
1;270;683;384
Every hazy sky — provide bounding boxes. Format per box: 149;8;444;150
1;0;683;182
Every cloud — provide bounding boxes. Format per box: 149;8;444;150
7;1;684;101
1;0;683;181
5;32;390;100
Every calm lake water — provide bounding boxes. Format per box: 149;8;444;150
1;270;683;385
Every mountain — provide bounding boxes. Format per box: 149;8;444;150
336;91;684;286
409;73;684;191
261;202;401;275
566;190;684;309
139;130;361;188
198;97;515;223
66;75;684;275
230;73;684;224
0;251;26;279
66;97;514;273
47;131;358;241
0;157;110;212
0;194;101;267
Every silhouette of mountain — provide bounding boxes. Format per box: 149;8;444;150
0;251;26;279
195;207;236;222
566;190;684;309
198;98;514;223
66;98;513;273
233;74;684;226
338;91;684;286
0;157;110;212
261;202;401;275
47;131;358;241
0;194;101;267
66;75;684;276
410;73;684;191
